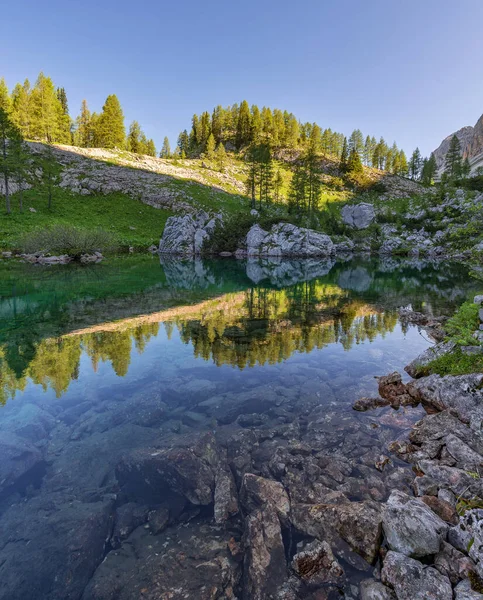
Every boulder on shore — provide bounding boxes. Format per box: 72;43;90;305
159;211;221;255
241;222;335;257
341;203;376;229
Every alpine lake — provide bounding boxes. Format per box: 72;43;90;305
0;254;480;600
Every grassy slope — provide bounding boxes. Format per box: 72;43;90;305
0;188;171;251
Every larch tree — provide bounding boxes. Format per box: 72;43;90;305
0;107;19;213
0;78;11;113
146;139;156;157
409;147;423;180
127;121;143;154
75;100;92;147
236;100;251;149
205;133;216;160
215;142;227;172
11;80;32;139
444;135;462;179
160;137;171;158
30;73;66;142
95;94;125;149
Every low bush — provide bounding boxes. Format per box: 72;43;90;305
16;224;118;257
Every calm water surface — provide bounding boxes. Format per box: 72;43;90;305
0;256;480;599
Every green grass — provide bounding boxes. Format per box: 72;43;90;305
421;301;483;376
0;188;172;251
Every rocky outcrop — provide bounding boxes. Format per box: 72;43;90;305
240;222;335;258
381;551;453;600
432;113;483;176
341;202;376;229
158;211;221;255
382;490;448;557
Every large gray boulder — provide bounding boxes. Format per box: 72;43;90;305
381;551;453;600
244;222;334;257
382;490;448;557
159;211;220;255
342;203;376;229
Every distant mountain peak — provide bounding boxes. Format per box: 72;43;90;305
432;114;483;175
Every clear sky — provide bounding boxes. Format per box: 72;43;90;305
2;0;483;156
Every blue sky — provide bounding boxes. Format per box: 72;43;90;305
2;0;483;156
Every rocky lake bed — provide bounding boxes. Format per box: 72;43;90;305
0;255;482;599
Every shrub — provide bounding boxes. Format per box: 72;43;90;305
444;301;480;346
16;224;118;258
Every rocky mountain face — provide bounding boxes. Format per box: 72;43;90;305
433;113;483;175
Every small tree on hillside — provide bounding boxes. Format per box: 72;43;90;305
461;156;471;179
215;142;227;172
10;133;32;212
409;148;423;180
444;135;462;179
0;107;21;214
206;133;216;160
37;143;62;209
421;153;437;185
160;136;171;159
339;137;349;172
146;139;156;157
347;147;364;174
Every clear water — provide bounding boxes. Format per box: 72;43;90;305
0;255;480;599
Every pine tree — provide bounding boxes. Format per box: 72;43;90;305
160;136;171;158
127;121;143;153
75;100;92;147
273;170;284;202
251;105;262;143
340;137;349;172
11;80;31;139
146;139;156;157
348;129;364;157
461;156;471;179
421;153;437;185
37;143;62;209
0;107;19;214
408;148;423;180
9;133;32;212
0;78;11;113
215;142;227;172
444;135;463;179
236;100;251;149
347;147;363;174
56;87;72;144
30;73;64;142
177;130;189;156
206;133;216;160
95;94;125;149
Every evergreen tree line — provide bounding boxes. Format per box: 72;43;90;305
178;101;409;176
0;73;157;157
407;136;471;186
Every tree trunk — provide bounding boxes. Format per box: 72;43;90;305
4;172;9;214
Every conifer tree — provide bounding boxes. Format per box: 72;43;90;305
348;129;364;157
340;137;349;172
0;78;11;113
215;142;227;172
251;105;262;142
206;133;216;160
177;130;189;157
347;147;363;174
127;121;143;153
95;94;125;149
37;143;62;209
211;106;224;143
75;100;92;147
160;136;171;158
398;150;409;177
273;170;284;202
30;73;64;141
9;134;32;212
11;80;31;138
146;139;156;157
444;135;463;179
461;156;471;179
236;100;251;149
420;153;437;185
409;147;423;180
0;107;19;213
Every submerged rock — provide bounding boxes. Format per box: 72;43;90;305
291;540;344;585
292;501;382;563
243;506;287;600
240;473;290;522
0;432;43;498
